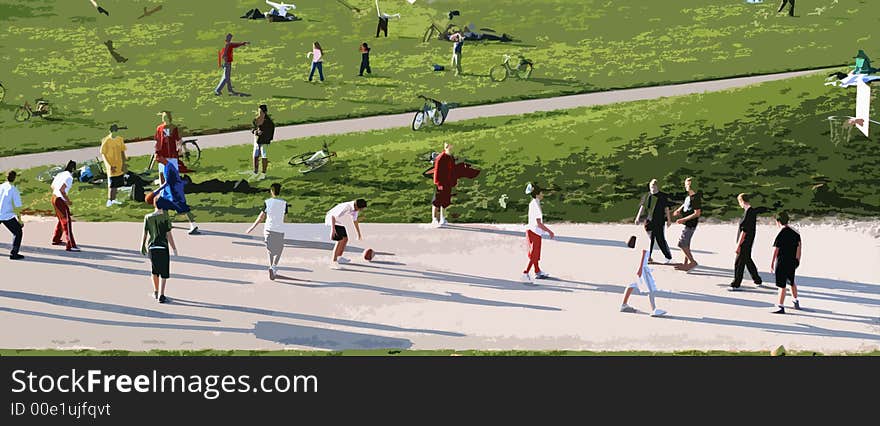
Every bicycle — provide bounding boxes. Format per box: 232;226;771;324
489;54;533;82
288;141;337;173
412;95;450;131
14;98;52;122
37;157;106;184
145;139;202;172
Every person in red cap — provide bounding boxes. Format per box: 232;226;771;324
431;143;455;227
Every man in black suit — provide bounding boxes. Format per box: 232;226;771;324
729;193;769;290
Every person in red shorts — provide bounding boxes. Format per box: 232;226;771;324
431;143;455;227
522;182;555;284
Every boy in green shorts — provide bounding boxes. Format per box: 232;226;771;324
141;193;178;303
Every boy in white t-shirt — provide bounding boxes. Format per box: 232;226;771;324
246;183;289;280
325;199;367;269
522;183;555;284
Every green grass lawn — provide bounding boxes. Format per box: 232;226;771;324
4;349;876;356
12;72;880;223
1;0;878;156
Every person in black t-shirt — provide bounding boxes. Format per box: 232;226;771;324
730;193;769;290
769;211;802;314
673;177;702;270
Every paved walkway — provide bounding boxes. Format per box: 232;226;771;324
1;221;877;352
0;69;830;171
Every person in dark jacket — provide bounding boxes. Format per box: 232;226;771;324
359;43;372;76
729;193;769;290
251;104;275;180
641;179;674;264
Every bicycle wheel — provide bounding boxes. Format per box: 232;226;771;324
431;109;444;126
39;106;52;119
288;152;314;166
516;63;533;80
181;141;201;166
301;156;329;173
412;111;425;130
14;107;31;122
489;65;508;82
37;166;63;183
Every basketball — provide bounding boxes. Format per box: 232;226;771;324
145;191;156;206
363;248;375;261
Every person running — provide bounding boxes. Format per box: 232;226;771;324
246;183;288;280
0;171;24;260
251;104;275;180
450;32;463;76
100;124;127;207
141;192;178;304
729;193;769;291
358;42;372;76
769;211;802;314
672;177;702;270
154;111;181;186
155;158;200;235
214;33;250;96
308;42;325;82
522;182;555;283
50;161;80;252
431;143;455;227
325;199;367;269
639;179;673;264
620;248;667;317
776;0;795;17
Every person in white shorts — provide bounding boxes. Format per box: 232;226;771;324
325;199;367;269
246;183;288;280
620;248;667;317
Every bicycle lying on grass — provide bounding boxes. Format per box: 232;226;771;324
489;54;533;82
288;141;337;173
37;157;106;184
14;98;52;122
412;95;451;131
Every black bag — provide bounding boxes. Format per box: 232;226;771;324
241;8;265;19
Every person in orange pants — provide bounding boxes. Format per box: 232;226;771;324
50;161;80;252
522;182;555;284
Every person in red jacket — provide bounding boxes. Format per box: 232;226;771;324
432;143;455;227
154;111;181;186
214;33;250;96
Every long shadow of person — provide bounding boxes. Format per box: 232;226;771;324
104;40;128;63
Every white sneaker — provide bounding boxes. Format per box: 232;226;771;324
521;273;532;283
535;271;550;279
330;261;343;270
439;217;449;226
112;199;123;205
620;304;636;313
431;218;439;227
258;173;267;181
663;258;673;264
337;257;351;264
651;308;668;317
106;200;113;207
188;226;200;235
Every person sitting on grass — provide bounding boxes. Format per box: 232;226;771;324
769;211;802;314
246;183;289;281
141;192;178;304
620;248;667;317
325;199;367;269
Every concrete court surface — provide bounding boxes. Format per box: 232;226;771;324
0;220;877;353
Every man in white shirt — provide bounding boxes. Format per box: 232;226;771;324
325;199;367;268
522;183;555;283
51;161;80;252
246;183;289;280
0;171;25;260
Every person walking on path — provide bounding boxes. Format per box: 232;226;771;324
637;179;673;264
214;33;250;96
100;124;127;208
620;248;667;317
246;183;288;280
325;199;367;269
769;211;802;314
358;42;372;76
431;143;455;227
50;161;80;252
250;104;275;180
308;42;325;82
777;0;795;17
729;193;769;291
155;158;200;235
672;177;702;270
522;182;555;284
450;32;463;76
0;171;25;260
154;111;182;186
141;193;178;304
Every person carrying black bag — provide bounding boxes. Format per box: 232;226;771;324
251;104;275;180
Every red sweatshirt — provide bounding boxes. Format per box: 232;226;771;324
155;123;180;159
218;42;246;67
433;152;454;190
